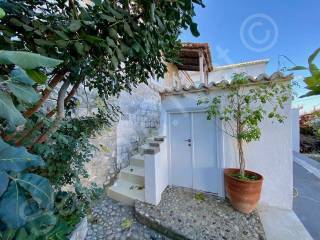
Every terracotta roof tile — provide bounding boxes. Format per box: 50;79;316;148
160;72;293;96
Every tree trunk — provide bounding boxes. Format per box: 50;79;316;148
23;68;68;119
33;80;70;145
238;138;245;177
15;81;80;146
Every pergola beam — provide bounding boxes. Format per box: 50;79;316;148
177;65;200;71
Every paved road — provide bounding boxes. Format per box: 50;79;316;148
293;161;320;240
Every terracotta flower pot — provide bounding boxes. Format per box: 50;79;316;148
224;168;263;214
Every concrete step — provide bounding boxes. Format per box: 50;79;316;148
131;154;144;167
149;128;158;135
140;144;160;154
120;165;144;185
108;179;145;206
146;136;165;143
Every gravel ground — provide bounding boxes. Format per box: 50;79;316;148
135;186;266;240
85;196;169;240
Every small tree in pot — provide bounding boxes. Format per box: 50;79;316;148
198;73;291;213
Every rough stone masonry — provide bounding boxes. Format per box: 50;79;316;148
77;82;161;188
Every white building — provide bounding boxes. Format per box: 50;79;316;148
82;43;294;210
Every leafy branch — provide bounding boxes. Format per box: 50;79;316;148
198;73;291;178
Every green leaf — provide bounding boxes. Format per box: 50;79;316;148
123;22;133;37
23;24;34;32
111;55;118;69
15;228;30;240
132;42;140;53
107;6;123;19
308;48;320;77
7;81;40;104
0;7;5;19
82;34;104;44
190;22;200;37
68;20;81;32
56;40;69;48
0;171;9;197
45;218;74;240
25;211;57;237
11;67;35;86
300;89;320;98
0;91;26;127
1;228;17;240
9;18;23;27
0;137;45;172
18;173;54;210
101;14;116;22
304;76;320;88
26;211;57;236
109;27;118;40
0;182;27;228
54;30;69;40
34;39;55;46
75;42;85;56
121;218;133;230
308;48;320;66
106;37;116;48
289;66;308;71
116;47;125;61
0;51;62;69
25;69;47;84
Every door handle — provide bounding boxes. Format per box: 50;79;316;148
184;139;191;142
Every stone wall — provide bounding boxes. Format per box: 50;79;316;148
83;127;118;187
75;82;161;187
116;83;161;167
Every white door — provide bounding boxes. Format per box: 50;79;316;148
169;112;219;193
170;113;193;188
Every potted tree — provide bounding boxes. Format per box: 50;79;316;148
198;73;291;214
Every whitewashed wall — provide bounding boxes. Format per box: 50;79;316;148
185;61;268;84
144;139;168;205
291;108;300;152
160;82;293;209
209;62;268;83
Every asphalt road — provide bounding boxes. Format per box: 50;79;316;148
293;162;320;240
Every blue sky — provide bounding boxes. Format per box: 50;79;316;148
180;0;320;112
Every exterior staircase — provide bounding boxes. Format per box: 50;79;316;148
107;131;164;205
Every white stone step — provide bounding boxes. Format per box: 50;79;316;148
146;136;165;143
120;165;144;185
140;144;160;155
149;128;158;135
131;154;144;167
107;179;145;206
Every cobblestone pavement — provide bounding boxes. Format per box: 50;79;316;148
135;186;266;240
85;196;169;240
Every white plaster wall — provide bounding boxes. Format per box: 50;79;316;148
185;62;267;85
160;83;293;209
144;140;168;205
291;108;300;153
209;63;267;83
223;100;293;209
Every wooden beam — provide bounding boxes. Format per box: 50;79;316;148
179;51;199;58
177;65;199;71
178;57;199;65
199;50;204;83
